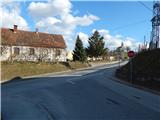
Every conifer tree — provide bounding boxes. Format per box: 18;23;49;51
73;35;87;62
86;30;107;58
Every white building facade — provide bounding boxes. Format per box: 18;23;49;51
1;25;67;62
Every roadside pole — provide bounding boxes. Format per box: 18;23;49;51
119;55;121;68
128;51;135;84
130;57;133;84
118;50;121;68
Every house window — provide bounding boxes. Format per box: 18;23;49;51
55;49;61;56
14;47;20;55
1;46;8;55
29;48;35;55
43;49;48;55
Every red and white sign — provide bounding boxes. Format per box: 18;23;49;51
128;51;135;58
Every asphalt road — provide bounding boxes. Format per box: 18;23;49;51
2;62;160;120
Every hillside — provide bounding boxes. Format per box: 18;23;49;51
116;49;160;92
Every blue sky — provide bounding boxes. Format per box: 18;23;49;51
1;0;153;51
72;1;152;40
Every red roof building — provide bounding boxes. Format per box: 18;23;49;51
1;25;67;62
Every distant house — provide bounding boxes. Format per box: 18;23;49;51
1;25;67;62
66;51;73;61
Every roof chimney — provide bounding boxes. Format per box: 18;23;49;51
13;25;18;33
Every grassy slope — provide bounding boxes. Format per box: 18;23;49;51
133;49;160;75
116;49;160;92
1;61;90;81
121;49;160;77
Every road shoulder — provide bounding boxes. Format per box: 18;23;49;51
98;74;160;113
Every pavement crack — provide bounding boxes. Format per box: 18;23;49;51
133;95;141;100
105;97;120;105
38;103;55;120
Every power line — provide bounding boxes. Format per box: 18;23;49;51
111;19;148;31
110;2;152;31
138;1;153;13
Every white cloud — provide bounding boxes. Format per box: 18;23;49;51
28;2;54;18
36;17;61;28
124;37;141;50
79;29;141;51
28;0;99;50
115;34;123;38
1;0;13;5
0;0;140;52
78;32;89;46
28;0;72;18
98;29;121;49
1;0;29;30
73;14;99;26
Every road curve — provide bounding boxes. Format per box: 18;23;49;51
2;62;160;120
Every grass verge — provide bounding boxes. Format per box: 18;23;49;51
1;61;90;81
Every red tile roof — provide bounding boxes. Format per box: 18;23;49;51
1;28;67;49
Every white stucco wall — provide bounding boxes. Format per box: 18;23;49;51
67;51;73;61
0;45;67;62
0;46;10;61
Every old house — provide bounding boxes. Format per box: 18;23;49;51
1;25;67;62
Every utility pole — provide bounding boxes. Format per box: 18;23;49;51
149;1;160;49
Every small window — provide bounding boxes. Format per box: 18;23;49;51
1;46;7;55
56;49;61;56
14;47;20;55
29;48;35;55
43;49;48;55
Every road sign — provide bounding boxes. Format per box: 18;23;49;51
127;51;135;84
128;51;135;58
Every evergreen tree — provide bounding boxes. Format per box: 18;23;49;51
86;30;108;58
73;35;87;62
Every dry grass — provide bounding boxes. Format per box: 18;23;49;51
69;61;91;69
1;61;90;81
116;49;160;92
